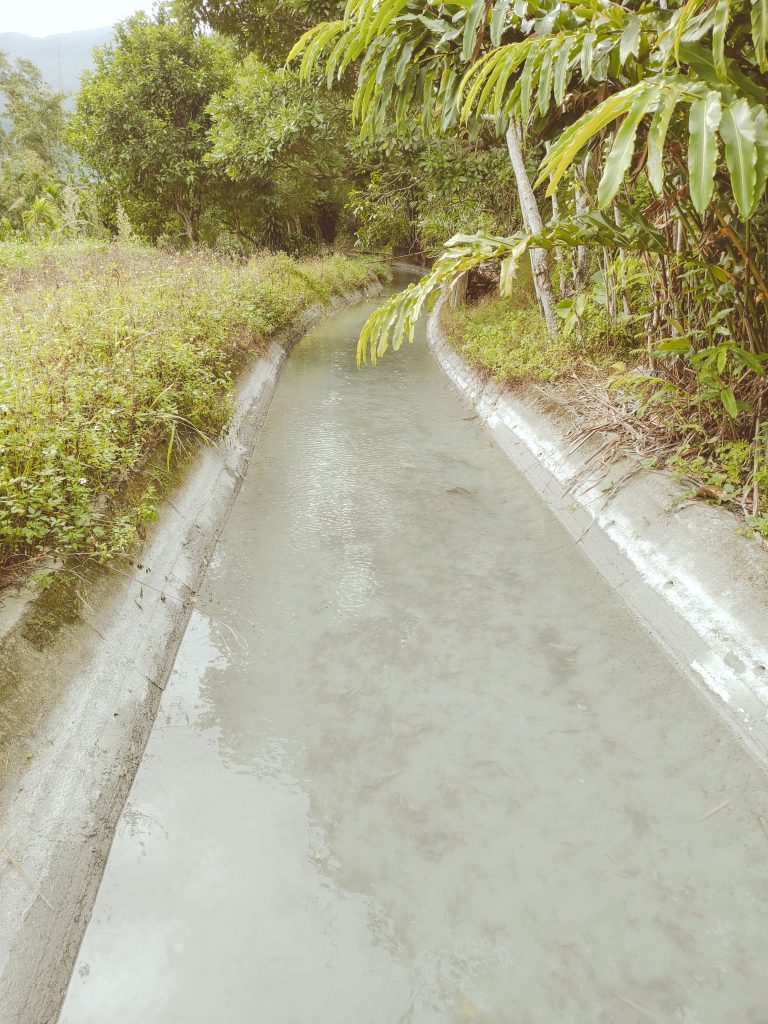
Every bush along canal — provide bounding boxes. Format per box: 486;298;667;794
59;272;768;1023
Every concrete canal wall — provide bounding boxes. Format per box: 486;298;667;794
428;292;768;769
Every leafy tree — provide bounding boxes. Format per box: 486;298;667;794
206;57;349;246
0;53;67;234
0;54;66;168
70;14;236;242
286;0;768;522
172;0;345;62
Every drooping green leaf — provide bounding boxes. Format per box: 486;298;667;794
581;31;596;80
538;44;554;115
519;42;539;122
597;87;658;208
462;0;488;62
490;0;512;46
538;83;648;192
647;84;681;194
553;40;572;106
720;387;738;418
394;37;416;85
673;0;707;59
688;90;722;213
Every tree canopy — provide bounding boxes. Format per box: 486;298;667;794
70;14;235;242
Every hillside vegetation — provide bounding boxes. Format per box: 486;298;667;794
0;241;385;572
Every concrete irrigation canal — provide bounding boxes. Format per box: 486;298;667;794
58;273;768;1023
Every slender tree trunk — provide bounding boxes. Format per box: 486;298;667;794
505;120;558;340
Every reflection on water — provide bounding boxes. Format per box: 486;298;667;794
60;273;768;1024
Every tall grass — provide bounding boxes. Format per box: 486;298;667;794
0;240;385;573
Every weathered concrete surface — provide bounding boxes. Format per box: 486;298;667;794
0;282;382;1024
429;295;768;768
59;285;768;1024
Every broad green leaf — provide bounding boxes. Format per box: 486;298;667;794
520;43;539;121
673;0;706;59
597;88;658;208
581;31;596;80
655;338;692;353
620;14;641;64
647;84;681;194
688;90;722;213
394;38;416;85
712;0;729;80
499;251;521;295
720;387;738;418
719;98;757;219
734;347;767;374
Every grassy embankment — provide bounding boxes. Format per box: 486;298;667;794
441;270;768;534
0;241;387;577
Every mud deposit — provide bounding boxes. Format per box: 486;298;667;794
59;277;768;1023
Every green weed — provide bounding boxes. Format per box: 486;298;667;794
0;240;384;573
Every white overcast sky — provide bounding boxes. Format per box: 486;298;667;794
1;1;151;36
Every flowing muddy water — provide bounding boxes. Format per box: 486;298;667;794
59;274;768;1023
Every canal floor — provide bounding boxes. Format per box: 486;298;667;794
59;280;768;1023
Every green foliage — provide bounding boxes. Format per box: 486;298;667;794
206;57;349;247
443;297;568;382
292;0;768;354
0;52;68;234
667;438;768;533
0;240;385;571
349;128;519;255
69;15;236;243
291;0;768;530
444;263;632;383
172;0;345;62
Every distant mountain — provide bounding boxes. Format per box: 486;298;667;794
0;27;113;102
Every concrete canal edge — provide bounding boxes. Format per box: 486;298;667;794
0;282;383;1024
428;292;768;771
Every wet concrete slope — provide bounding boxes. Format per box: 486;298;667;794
59;276;768;1023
